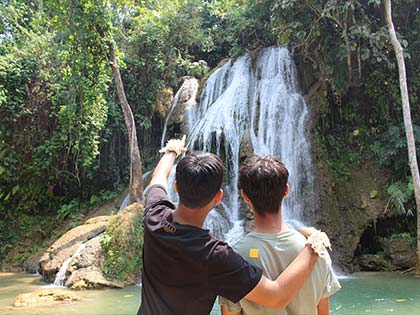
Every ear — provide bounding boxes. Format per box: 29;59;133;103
173;181;179;193
284;184;290;199
241;190;257;214
240;190;252;206
214;188;224;205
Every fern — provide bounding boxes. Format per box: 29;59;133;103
386;178;414;216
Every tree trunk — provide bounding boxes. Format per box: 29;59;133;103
109;43;143;204
385;0;420;275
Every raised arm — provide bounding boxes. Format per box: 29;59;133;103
244;245;317;309
149;136;187;190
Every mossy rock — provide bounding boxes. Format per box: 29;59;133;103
359;254;394;271
101;203;144;281
311;159;391;272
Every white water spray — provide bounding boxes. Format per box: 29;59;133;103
53;242;88;287
185;46;314;239
53;234;103;287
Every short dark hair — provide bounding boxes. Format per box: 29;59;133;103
238;155;289;216
176;151;225;208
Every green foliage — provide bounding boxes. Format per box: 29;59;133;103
101;204;144;281
0;0;115;220
377;125;420;176
0;220;15;263
316;127;372;185
57;200;80;221
13;252;31;264
44;0;112;169
390;232;416;250
57;189;120;221
0;213;45;264
376;250;385;257
1;0;420;263
387;178;415;217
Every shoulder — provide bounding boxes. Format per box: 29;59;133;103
208;239;253;272
232;235;257;257
144;184;175;215
145;184;168;204
287;228;307;243
280;229;308;254
209;239;239;263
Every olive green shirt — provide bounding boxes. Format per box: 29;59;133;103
219;228;341;315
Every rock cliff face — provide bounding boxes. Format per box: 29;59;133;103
161;76;199;140
302;78;398;272
309;160;391;272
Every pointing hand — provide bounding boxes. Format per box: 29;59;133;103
159;135;188;157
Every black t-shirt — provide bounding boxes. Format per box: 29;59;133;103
137;185;263;315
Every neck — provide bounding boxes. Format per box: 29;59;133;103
253;209;287;234
172;203;211;228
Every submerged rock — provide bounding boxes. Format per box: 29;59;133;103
14;289;80;307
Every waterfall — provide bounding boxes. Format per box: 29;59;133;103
250;47;314;224
53;234;103;287
53;242;88;287
184;46;314;240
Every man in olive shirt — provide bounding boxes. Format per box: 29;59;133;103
220;155;340;315
138;137;321;315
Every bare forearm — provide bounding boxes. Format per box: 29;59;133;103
149;152;177;189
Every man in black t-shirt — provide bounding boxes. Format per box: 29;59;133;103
138;137;319;315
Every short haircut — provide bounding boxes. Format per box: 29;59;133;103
176;151;225;208
238;155;289;216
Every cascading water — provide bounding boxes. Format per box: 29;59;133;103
184;46;314;241
53;234;103;287
250;47;314;224
53;242;88;287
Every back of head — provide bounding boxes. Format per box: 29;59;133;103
176;151;225;208
238;155;289;216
